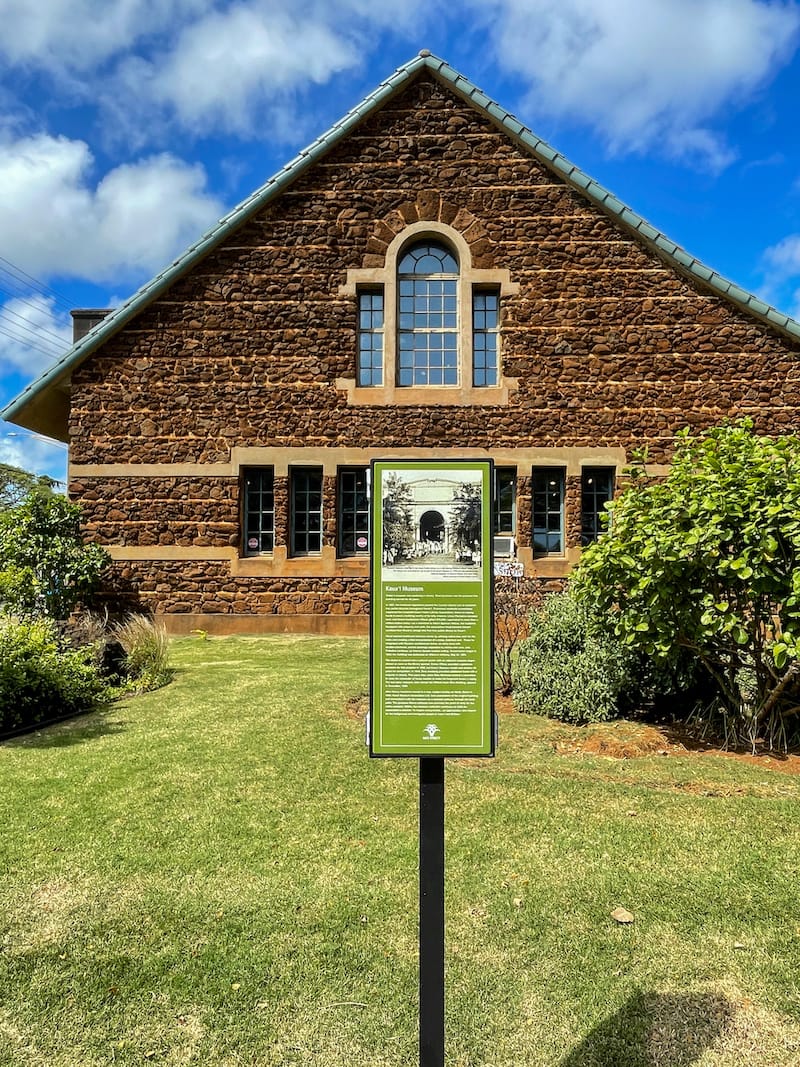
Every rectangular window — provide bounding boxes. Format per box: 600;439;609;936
243;468;274;555
532;467;565;555
398;278;459;386
338;467;370;556
493;467;516;534
581;467;615;545
291;467;323;556
358;290;384;386
472;288;499;387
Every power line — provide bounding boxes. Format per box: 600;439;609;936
0;325;65;363
0;281;73;331
0;256;76;362
0;306;70;350
0;257;75;316
2;428;68;449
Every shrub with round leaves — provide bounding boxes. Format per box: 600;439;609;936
574;420;800;746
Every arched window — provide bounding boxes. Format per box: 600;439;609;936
397;241;459;386
340;221;519;406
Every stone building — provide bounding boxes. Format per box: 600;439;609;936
5;51;800;634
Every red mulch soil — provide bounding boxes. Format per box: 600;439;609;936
552;718;800;776
348;692;800;775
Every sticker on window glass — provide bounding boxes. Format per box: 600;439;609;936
248;538;259;549
357;536;368;549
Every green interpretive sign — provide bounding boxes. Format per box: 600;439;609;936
369;459;495;758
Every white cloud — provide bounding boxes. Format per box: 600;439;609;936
0;0;209;73
1;0;796;165
146;7;357;134
480;0;800;169
0;133;223;281
112;0;436;139
0;0;438;144
0;424;68;485
763;234;800;276
0;295;72;376
761;234;800;319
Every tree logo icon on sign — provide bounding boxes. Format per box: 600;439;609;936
423;723;440;740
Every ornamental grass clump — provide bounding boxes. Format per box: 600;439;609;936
112;613;172;693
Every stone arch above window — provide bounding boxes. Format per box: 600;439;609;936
337;221;519;407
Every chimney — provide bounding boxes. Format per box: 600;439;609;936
71;309;113;343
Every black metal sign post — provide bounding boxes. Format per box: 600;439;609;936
419;757;445;1067
369;460;496;1066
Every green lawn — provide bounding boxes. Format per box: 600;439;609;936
1;635;799;1066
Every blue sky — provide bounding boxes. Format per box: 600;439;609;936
3;0;800;485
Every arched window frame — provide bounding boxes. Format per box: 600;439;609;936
397;239;460;388
337;221;519;406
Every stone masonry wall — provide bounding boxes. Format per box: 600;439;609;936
67;72;800;621
101;561;369;618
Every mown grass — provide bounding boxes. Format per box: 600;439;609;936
1;635;799;1066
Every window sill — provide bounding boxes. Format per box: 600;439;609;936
335;378;518;407
231;547;369;578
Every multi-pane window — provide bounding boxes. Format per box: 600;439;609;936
291;468;323;556
398;241;459;386
581;467;615;545
338;468;370;556
473;289;499;387
493;467;516;534
358;290;383;386
243;468;274;555
532;467;565;555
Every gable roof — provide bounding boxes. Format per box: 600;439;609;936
5;49;800;441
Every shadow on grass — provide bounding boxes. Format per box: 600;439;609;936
2;706;129;748
561;990;734;1067
660;721;799;763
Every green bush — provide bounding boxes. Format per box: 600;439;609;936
574;421;800;749
112;614;172;693
0;616;107;734
513;591;637;724
0;494;109;619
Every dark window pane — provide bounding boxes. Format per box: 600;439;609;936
290;468;323;556
581;467;615;545
338;468;370;557
532;468;565;557
243;468;274;554
493;468;516;535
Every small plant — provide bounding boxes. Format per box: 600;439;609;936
493;573;546;694
112;613;172;693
